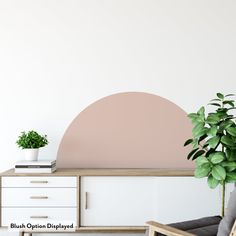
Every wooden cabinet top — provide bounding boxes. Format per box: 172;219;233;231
1;168;194;176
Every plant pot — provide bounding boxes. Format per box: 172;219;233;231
24;148;39;161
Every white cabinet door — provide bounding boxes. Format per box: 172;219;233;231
80;177;157;226
154;177;221;224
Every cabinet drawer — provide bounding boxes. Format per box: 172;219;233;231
2;188;77;207
2;176;77;188
1;207;77;227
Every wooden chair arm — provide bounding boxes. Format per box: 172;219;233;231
230;220;236;236
146;221;196;236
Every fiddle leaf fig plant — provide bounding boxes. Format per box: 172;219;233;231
184;93;236;217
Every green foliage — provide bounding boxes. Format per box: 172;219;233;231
16;130;48;149
207;175;220;188
185;93;236;189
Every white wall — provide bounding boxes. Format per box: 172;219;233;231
1;0;236;235
1;0;236;171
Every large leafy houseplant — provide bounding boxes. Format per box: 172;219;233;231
184;93;236;217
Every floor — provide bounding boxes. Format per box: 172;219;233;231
0;230;146;236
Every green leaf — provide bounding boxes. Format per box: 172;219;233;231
197;107;205;123
219;120;234;132
221;161;236;171
216;109;229;119
223;100;234;103
191;139;199;149
197;106;205;116
198;134;207;144
203;143;209;149
225;94;235;97
212;165;226;180
207;175;220;189
187;113;204;124
208;103;221;107
217;108;228;112
221;135;235;147
223;100;235;108
196;156;209;166
192;123;204;135
188;113;198;120
194;163;211;178
225;115;234;119
207;126;217;137
210;98;221;102
196;128;208;139
205;148;215;157
192;150;205;160
209;152;225;164
188;113;197;118
192;123;207;139
226;127;236;137
226;149;236;161
184;139;193;146
217;93;224;100
221;161;236;168
206;114;220;125
226;172;236;183
206;136;220;149
187;148;199;160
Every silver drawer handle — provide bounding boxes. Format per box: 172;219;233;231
85;191;88;210
30;196;48;199
30;181;48;184
30;216;48;219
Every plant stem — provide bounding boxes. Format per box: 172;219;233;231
221;126;225;218
221;181;225;217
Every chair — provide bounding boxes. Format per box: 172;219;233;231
146;188;236;236
146;218;236;236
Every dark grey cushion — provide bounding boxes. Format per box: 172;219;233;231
188;224;219;236
157;216;221;236
169;216;221;231
217;187;236;236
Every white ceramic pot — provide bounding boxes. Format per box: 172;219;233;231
24;148;39;161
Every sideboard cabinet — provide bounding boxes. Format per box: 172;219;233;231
0;168;234;234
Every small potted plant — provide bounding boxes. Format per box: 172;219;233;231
16;130;48;161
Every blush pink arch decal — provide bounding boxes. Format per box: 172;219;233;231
57;92;194;168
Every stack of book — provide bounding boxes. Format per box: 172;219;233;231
14;160;56;173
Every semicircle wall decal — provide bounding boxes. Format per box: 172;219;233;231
57;92;194;168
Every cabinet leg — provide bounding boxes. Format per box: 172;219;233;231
18;231;32;236
149;228;156;236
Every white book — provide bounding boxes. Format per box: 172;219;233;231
15;166;57;174
15;160;56;168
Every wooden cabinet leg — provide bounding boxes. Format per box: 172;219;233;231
19;231;32;236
